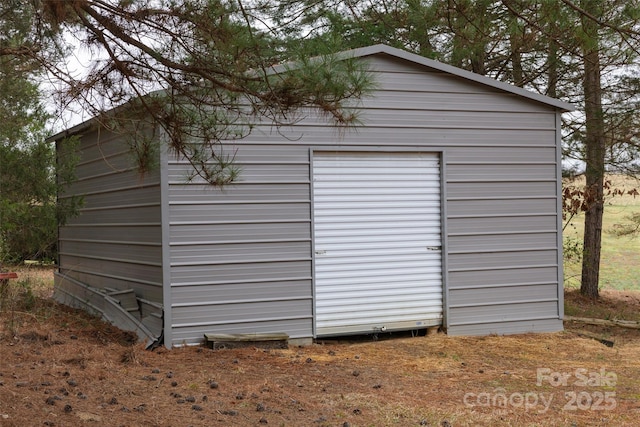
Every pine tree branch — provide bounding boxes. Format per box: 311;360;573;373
560;0;640;36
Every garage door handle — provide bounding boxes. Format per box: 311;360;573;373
315;250;327;255
426;246;441;251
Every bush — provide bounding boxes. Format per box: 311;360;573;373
0;137;81;264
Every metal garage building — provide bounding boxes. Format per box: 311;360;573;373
51;44;573;348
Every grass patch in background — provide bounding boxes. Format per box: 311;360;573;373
0;266;56;335
564;174;640;291
1;265;55;299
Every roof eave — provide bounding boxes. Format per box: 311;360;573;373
46;120;95;144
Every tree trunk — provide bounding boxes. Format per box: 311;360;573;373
448;0;466;69
470;0;488;76
580;0;605;299
546;39;558;98
541;0;560;98
510;27;524;87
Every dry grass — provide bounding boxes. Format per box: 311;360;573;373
565;288;640;322
1;268;640;426
563;174;640;290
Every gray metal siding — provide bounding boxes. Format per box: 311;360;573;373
165;53;562;344
449;283;559;305
449;266;558;287
57;128;163;303
449;301;560;325
445;319;563;336
166;146;314;345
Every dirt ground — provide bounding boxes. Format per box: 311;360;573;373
1;273;640;426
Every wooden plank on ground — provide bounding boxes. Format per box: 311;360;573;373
204;333;289;350
565;315;640;329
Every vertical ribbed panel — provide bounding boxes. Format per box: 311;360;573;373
312;152;443;336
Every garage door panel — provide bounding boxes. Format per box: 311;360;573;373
316;274;442;288
318;308;442;328
316;284;442;297
317;293;443;307
313;237;441;248
312;151;443;336
315;251;441;263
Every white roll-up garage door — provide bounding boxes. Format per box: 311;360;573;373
312;152;443;336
